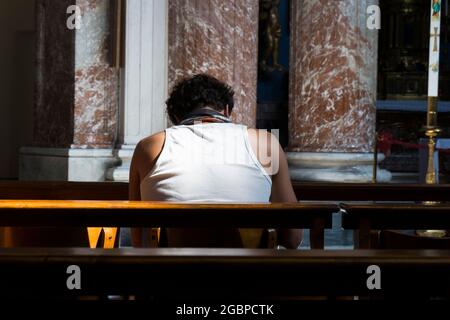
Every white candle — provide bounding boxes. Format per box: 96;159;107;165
428;0;442;97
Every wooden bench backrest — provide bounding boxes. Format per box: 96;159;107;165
2;181;450;201
293;182;450;201
341;203;450;230
341;203;450;249
2;247;450;297
0;200;335;249
0;181;128;200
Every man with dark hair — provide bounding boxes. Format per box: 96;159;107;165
129;74;301;248
165;74;235;124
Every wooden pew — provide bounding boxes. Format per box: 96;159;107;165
293;182;450;202
377;230;450;249
3;181;450;249
0;181;129;200
2;181;450;202
341;203;450;249
1;248;450;298
0;182;128;247
0;200;334;249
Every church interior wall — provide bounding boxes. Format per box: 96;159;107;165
0;0;448;182
0;0;35;180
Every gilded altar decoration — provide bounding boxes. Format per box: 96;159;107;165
431;27;440;52
259;0;283;72
415;0;444;238
431;63;439;72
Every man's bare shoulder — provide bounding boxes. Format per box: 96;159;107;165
134;131;166;163
138;131;165;148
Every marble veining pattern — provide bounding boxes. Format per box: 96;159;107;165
289;0;379;152
74;0;118;147
34;0;118;148
168;0;259;127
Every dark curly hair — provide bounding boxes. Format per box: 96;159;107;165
166;74;235;124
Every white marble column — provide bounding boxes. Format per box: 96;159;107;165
106;0;168;181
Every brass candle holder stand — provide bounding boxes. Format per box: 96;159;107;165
424;126;441;185
424;96;440;184
416;97;446;238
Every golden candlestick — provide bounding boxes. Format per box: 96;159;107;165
424;96;441;185
425;128;441;185
417;97;446;238
417;0;446;238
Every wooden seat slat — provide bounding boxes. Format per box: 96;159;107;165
341;203;450;249
293;182;450;201
0;200;334;249
2;247;450;261
0;200;334;228
0;200;333;210
0;181;129;200
2;181;450;202
1;248;450;297
341;203;450;230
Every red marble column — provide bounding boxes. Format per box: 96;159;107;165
20;0;119;181
288;0;390;182
73;0;119;148
34;0;118;149
168;0;259;127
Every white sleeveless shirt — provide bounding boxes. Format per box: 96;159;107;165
140;123;272;202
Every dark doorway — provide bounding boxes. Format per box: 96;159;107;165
256;0;290;148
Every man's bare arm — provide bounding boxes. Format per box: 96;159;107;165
270;141;303;249
129;133;166;247
129;143;143;247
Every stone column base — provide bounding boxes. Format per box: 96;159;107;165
105;145;136;182
19;147;119;181
287;152;392;183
